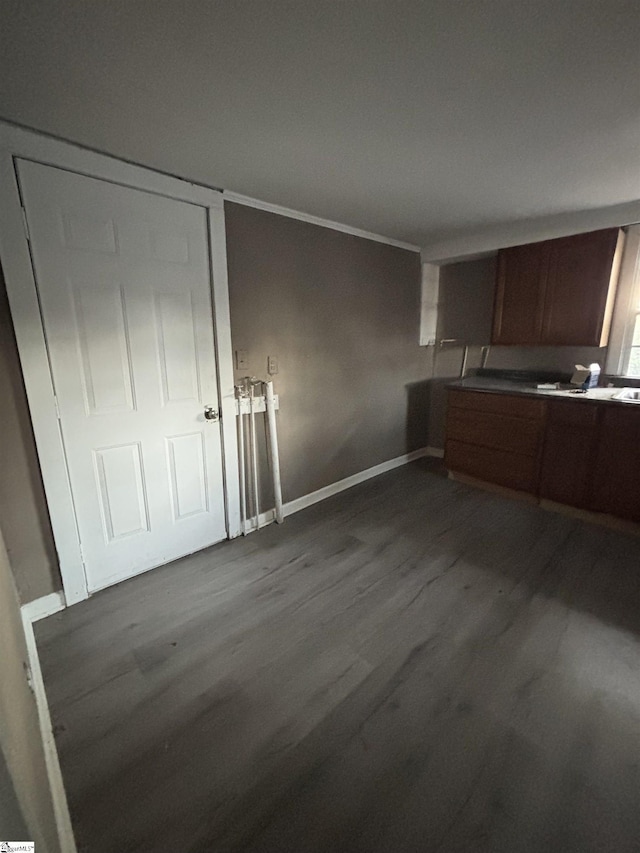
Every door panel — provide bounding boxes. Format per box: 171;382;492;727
94;442;150;541
155;290;201;404
166;432;209;520
73;281;136;414
18;159;227;592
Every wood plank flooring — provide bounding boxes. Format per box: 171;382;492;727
36;460;640;852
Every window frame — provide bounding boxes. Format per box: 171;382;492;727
605;225;640;378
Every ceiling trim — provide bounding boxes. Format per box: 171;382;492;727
223;190;421;253
422;200;640;264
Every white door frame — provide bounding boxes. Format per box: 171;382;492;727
0;122;241;605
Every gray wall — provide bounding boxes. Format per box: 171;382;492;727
0;272;61;603
0;746;29;840
225;202;429;506
0;524;61;852
428;256;496;449
0;209;429;602
486;344;606;373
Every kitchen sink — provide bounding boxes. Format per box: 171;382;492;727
611;388;640;403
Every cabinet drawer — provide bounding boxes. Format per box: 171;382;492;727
448;389;546;421
445;440;539;493
599;406;640;438
547;400;599;428
446;407;543;457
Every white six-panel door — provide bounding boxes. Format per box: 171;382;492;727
18;159;227;592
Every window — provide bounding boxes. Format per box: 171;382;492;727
628;314;640;376
605;225;640;378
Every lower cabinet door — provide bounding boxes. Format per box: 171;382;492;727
446;391;640;523
591;408;640;521
539;402;599;508
445;440;539;493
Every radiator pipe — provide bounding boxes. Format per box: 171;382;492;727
249;379;261;530
480;345;491;370
235;384;248;535
460;345;469;378
264;380;284;524
437;338;469;378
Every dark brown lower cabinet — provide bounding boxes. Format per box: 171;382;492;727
591;407;640;522
445;390;546;494
446;439;541;493
446;389;640;524
539;401;599;509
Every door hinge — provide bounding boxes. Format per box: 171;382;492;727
53;394;61;419
21;207;31;242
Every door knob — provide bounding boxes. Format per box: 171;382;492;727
204;406;220;421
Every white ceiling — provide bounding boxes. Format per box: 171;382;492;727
1;0;639;259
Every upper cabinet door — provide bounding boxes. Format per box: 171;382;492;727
491;228;624;347
492;241;550;345
541;228;623;347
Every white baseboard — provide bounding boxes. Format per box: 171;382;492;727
27;449;442;583
283;446;430;517
425;446;445;458
239;509;277;533
25;448;443;584
21;590;66;624
244;447;433;532
13;442;434;853
259;509;277;527
20;611;77;853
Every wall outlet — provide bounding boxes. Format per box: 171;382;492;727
267;355;278;375
235;349;249;369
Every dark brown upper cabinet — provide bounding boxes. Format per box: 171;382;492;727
492;228;625;346
492;240;551;345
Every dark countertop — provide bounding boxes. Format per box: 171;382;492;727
447;376;637;408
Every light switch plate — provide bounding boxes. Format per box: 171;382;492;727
267;355;278;375
236;349;249;369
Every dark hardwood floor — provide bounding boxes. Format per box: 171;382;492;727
36;460;640;852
